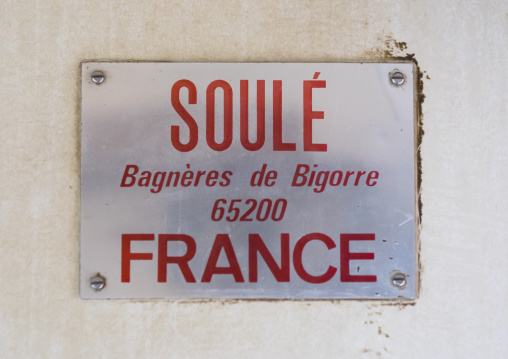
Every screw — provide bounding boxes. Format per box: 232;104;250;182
90;273;106;291
91;71;105;84
391;272;407;288
389;69;406;86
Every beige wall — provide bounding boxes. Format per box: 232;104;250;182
1;1;507;358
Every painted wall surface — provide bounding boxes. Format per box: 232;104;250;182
1;1;507;358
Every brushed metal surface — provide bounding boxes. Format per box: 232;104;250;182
80;62;416;299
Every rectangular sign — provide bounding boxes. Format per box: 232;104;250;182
80;62;418;299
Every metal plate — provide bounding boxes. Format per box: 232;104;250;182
80;62;417;299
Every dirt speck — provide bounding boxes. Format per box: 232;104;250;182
378;327;390;338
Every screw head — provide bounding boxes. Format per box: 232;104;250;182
391;272;407;288
389;69;406;86
91;71;105;84
90;273;106;291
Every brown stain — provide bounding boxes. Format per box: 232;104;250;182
385;37;408;52
381;301;416;310
363;36;408;58
378;327;390;338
